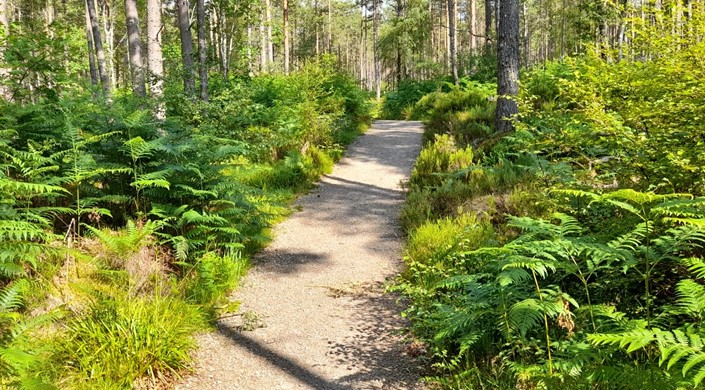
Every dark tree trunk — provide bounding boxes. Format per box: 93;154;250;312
373;0;380;99
448;0;458;84
125;0;146;96
177;0;196;96
284;0;290;74
86;0;110;94
495;0;519;133
84;5;98;85
484;0;493;47
197;0;208;101
396;0;403;85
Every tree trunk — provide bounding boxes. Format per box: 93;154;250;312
86;0;110;94
396;0;403;85
197;0;208;101
146;0;164;119
84;5;98;85
448;0;458;84
125;0;146;96
0;0;9;99
284;0;290;75
315;0;320;56
469;0;477;54
265;0;273;64
359;2;365;86
260;12;267;72
485;0;493;47
496;0;519;133
373;0;381;99
327;0;332;52
100;0;116;89
522;0;530;68
177;0;196;96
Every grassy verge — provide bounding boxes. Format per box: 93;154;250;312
396;49;705;389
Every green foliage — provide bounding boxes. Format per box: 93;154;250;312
382;79;442;120
56;297;206;388
0;280;58;388
0;61;370;386
399;29;705;385
181;251;248;310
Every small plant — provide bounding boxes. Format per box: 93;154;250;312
57;297;207;388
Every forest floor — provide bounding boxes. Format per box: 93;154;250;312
175;120;426;389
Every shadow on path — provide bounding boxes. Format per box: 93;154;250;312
217;323;350;390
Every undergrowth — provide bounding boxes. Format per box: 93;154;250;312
0;58;370;388
397;16;705;389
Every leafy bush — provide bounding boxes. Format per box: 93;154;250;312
56;297;207;388
0;59;370;386
382;79;442;120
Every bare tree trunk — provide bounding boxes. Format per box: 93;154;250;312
496;0;519;133
485;0;493;47
125;0;146;96
100;0;115;89
396;0;403;85
373;0;381;99
284;0;290;74
85;5;98;85
327;0;332;52
177;0;196;96
359;3;365;86
315;0;320;56
560;0;566;57
146;0;164;119
0;0;10;99
448;0;458;84
260;11;267;72
266;0;273;64
469;0;477;54
522;0;530;67
86;0;110;94
197;0;208;101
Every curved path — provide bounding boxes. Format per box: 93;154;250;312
177;120;424;389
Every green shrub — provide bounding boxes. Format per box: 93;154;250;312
57;297;207;388
382;79;442;120
181;251;248;310
410;134;474;189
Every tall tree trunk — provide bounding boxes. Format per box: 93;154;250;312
448;0;458;84
373;0;381;99
327;0;332;52
177;0;196;96
396;0;403;85
100;0;116;89
86;0;110;94
283;0;290;74
315;0;320;56
0;0;9;99
469;0;477;54
265;0;273;63
359;2;365;86
485;0;493;47
496;0;519;133
260;11;267;72
197;0;208;101
125;0;146;96
84;5;98;85
522;0;530;67
146;0;164;119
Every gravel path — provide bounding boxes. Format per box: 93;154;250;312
176;120;425;390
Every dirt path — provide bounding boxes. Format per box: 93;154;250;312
176;120;425;390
